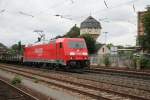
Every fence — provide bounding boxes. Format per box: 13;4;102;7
90;54;135;68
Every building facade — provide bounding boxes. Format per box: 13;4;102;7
138;11;146;36
137;6;150;46
80;16;102;40
97;44;110;55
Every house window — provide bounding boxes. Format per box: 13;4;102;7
102;48;104;52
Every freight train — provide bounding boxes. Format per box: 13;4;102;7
0;38;90;70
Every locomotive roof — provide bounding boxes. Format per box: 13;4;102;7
25;38;85;47
56;38;84;42
25;40;49;47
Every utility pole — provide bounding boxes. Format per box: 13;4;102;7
103;32;108;44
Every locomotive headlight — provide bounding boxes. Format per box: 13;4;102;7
70;52;75;55
82;52;88;56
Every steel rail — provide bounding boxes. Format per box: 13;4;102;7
0;79;38;100
86;68;150;81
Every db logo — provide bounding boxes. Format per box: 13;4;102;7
35;48;43;56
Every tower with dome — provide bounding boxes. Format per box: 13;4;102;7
80;16;102;40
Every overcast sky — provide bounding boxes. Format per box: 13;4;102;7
0;0;149;47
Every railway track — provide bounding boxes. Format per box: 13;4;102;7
0;64;149;100
87;68;150;80
1;63;150;92
0;64;113;100
0;78;38;100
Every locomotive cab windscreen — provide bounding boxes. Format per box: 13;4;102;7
68;41;86;49
66;39;88;57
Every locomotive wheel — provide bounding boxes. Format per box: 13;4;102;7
47;63;52;70
42;63;47;68
53;63;61;70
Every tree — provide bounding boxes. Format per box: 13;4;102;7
11;44;18;51
80;34;96;54
107;43;114;49
0;43;7;53
18;41;23;54
139;10;150;52
65;24;80;38
10;41;23;54
138;36;146;49
0;43;7;49
54;35;62;39
95;43;103;52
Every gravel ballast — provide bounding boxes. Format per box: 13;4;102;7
0;69;85;100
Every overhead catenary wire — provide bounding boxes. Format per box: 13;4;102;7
104;0;109;8
19;11;34;17
94;0;139;14
0;0;140;23
54;14;73;20
70;0;74;4
52;0;140;22
51;0;139;20
0;9;5;13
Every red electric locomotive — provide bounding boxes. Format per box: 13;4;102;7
23;38;89;69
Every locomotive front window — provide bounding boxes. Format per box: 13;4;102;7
68;41;86;48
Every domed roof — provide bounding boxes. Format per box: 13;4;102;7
80;16;102;29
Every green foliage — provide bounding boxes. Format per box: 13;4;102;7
140;56;150;69
138;36;146;48
107;43;113;49
11;44;18;50
11;76;22;85
103;55;111;67
18;41;22;51
65;24;80;38
55;35;62;39
134;54;150;69
95;43;103;52
117;45;124;49
0;43;7;53
9;41;23;54
143;11;150;36
80;34;96;54
0;43;7;49
32;77;39;83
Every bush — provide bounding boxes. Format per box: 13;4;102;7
140;57;150;69
11;76;22;85
104;55;111;67
32;77;39;83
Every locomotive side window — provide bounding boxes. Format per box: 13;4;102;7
50;40;56;48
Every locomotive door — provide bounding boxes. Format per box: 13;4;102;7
56;42;63;61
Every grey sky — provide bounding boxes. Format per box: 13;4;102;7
0;0;149;47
